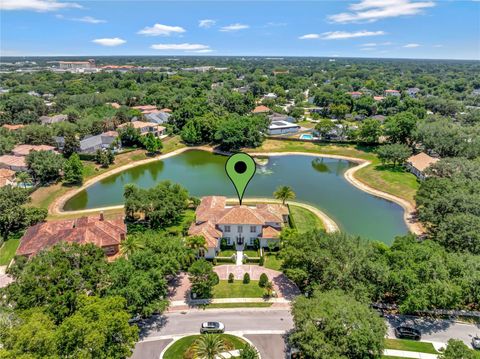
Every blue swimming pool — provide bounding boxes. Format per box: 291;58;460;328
299;134;313;140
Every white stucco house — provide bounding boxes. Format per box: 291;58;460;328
268;120;300;135
188;196;289;259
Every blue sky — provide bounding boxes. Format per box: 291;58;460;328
1;0;479;59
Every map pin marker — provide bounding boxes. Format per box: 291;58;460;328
225;153;256;205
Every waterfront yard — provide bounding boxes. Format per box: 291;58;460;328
289;204;324;232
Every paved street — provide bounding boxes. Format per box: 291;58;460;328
131;309;480;358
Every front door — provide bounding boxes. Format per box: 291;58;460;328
236;237;244;246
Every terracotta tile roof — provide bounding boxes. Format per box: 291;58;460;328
17;215;126;257
256;204;289;222
252;105;271;114
2;124;25;130
217;206;267;225
102;131;119;137
107;102;121;109
373;96;384;101
385;89;400;93
0;169;15;179
0;155;27;168
407;152;440;172
261;226;280;239
132;105;158;111
118;121;165;131
160;108;172;113
188;221;222;248
12;144;56;156
347;91;363;95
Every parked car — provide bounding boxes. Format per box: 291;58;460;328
472;336;480;350
394;326;421;340
200;321;225;334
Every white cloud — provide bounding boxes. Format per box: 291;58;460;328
191;49;214;53
328;0;435;23
73;16;106;24
314;30;386;40
220;23;249;32
360;41;392;46
299;34;321;40
0;0;81;11
199;19;216;28
138;23;186;36
433;44;443;48
92;37;126;47
403;43;421;48
151;43;210;51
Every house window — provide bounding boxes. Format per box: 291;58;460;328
224;225;231;233
237;226;243;233
199;249;206;258
250;226;256;233
225;237;231;245
249;237;256;245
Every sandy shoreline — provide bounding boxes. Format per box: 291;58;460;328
49;146;423;235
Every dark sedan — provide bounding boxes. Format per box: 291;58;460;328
394;326;422;340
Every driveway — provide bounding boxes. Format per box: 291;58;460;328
245;334;288;359
131;339;172;359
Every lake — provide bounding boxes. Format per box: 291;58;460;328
64;150;408;244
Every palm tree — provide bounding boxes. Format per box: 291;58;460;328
16;172;32;188
119;235;144;257
191;334;228;359
264;281;274;297
273;185;295;205
186;235;207;258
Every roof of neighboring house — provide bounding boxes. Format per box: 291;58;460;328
17;214;126;257
2;124;25;130
132;105;158;111
80;131;119;151
407;152;440;172
347;91;363;95
188;221;222;248
261;226;280;239
385;89;400;93
107;102;121;109
118;121;165;130
0;155;27;168
144;111;171;124
12;144;56;156
0;169;15;178
160;108;172;113
373;96;384;101
39;114;68;124
252;105;271;114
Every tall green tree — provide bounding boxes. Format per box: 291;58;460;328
63;153;84;185
26;150;65;185
377;143;412;167
188;259;217;299
359;118;382;144
273;185;296;205
438;339;476;359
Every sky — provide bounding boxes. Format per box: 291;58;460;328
1;0;479;60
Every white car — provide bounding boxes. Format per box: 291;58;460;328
200;321;225;334
472;336;480;350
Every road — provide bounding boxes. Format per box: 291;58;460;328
132;308;480;359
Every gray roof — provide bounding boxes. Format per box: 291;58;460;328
80;132;117;151
144;111;171;124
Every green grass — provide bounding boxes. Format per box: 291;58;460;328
163;334;247;359
202;302;273;309
243;249;259;257
217;249;235;257
213;280;265;298
263;252;283;271
289;205;324;233
384;339;438;354
0;237;20;266
163;209;195;235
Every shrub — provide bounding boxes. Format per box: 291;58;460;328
228;273;235;283
259;273;268;288
220;238;228;250
212;258;217;266
243;273;250;284
259;255;265;266
212;272;220;286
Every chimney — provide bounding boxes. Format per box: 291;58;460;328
120;233;126;241
99;211;104;221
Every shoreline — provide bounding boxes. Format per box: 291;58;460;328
49;146;423;235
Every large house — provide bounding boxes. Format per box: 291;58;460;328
118;121;166;137
79;131;120;153
12;144;57;157
39;114;68;125
16;213;126;259
251;105;271;114
268;120;300;135
384;89;401;97
406;152;440;180
0;169;16;188
188;196;289;258
0;155;27;171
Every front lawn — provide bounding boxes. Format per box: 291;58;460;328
0;237;21;266
263;252;283;271
217;249;236;257
289;205;324;233
213;280;265;298
163;334;247;359
203;302;272;309
384;339;438;354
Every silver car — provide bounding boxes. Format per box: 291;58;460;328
472;336;480;350
200;321;225;334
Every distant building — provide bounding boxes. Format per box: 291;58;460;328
406;152;440;180
144;111;171;124
472;88;480;96
39;114;68;125
107;102;121;109
79;131;120;154
233;86;249;94
2;124;25;131
373;96;385;102
59;59;96;70
263;93;278;100
251;105;271;114
384;89;400;97
268;120;300;135
347;91;363;99
132;105;158;113
118;121;166;137
370;115;386;123
16;214;126;259
0;169;16;188
12;144;57;157
268;112;296;123
406;87;420;98
0;155;28;172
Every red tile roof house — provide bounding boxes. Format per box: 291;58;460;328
346;91;363;99
188;196;289;258
12;144;57;157
251;105;272;114
406;152;440;180
0;155;28;172
16;214;126;260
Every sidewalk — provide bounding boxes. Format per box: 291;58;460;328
170;297;291;307
383;349;438;358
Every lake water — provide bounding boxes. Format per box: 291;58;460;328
64;150;408;244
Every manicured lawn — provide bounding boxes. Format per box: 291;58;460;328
243;249;259;257
289;205;324;232
384;339;438;354
213;280;265;298
218;249;236;257
263;252;283;271
163;334;247;359
0;237;20;266
203;302;272;309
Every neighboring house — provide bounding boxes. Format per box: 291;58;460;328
370;115;387;123
118;121;166;137
472;88;480;96
2;124;25;131
233;86;249;94
373;96;385;101
263;93;278;100
188;196;289;258
268;112;296;123
268;120;300;135
0;169;16;188
384;89;401;97
12;144;57;157
305;106;323;115
28;91;41;97
144;111;171;124
0;155;28;171
251;105;271;114
406;152;440;180
79;131;120;154
406;87;420;98
107;102;121;109
347;91;363;99
39;114;68;125
16;213;126;259
132;105;158;113
160;108;173;113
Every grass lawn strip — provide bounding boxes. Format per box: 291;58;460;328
163;334;247;359
263;252;283;271
384;339;439;354
0;237;21;266
213;280;265;299
202;302;272;309
289;204;324;232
